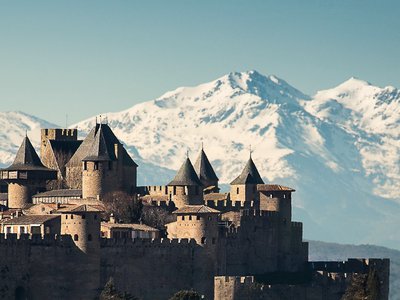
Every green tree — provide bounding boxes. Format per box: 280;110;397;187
100;277;138;300
169;290;201;300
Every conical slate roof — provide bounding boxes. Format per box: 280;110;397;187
230;157;264;185
83;124;116;161
194;149;218;183
66;124;99;167
168;158;203;186
4;136;50;171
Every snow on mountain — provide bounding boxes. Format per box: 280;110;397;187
70;70;400;249
0;111;57;166
1;71;400;249
302;78;400;200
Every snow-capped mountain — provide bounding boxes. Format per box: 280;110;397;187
0;111;57;166
1;71;400;249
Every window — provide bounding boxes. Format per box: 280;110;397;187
66;215;68;219
74;234;79;241
236;187;239;194
182;215;185;221
94;162;99;170
83;161;87;171
208;216;212;221
19;226;25;234
82;214;86;219
71;215;74;219
196;216;201;220
201;237;206;244
189;215;192;220
173;186;176;195
94;214;97;220
6;227;11;234
88;234;92;241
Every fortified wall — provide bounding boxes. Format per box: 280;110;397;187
0;234;99;300
215;258;390;300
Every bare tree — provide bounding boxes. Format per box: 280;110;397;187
103;191;143;223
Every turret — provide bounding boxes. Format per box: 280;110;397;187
58;204;102;253
172;205;220;246
81;124;120;199
258;184;296;270
70;123;137;197
0;136;57;209
57;204;102;299
230;156;264;205
193;147;219;193
167;158;203;208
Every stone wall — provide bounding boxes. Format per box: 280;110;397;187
100;238;216;300
0;234;99;300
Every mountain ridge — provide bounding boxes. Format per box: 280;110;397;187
1;71;399;250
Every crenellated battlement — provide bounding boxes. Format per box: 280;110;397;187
308;258;390;273
291;222;302;229
239;209;280;225
0;233;74;247
100;237;199;248
206;199;257;211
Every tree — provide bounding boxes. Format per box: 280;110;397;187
169;290;201;300
103;191;143;224
100;277;138;300
141;205;175;233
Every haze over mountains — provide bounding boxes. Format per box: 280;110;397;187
1;70;399;250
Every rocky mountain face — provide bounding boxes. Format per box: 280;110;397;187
1;71;400;249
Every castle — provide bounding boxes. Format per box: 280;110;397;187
0;123;390;299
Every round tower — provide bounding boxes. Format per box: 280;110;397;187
82;160;107;199
168;158;203;208
0;136;57;209
81;124;117;199
172;205;220;246
57;204;102;299
59;204;101;253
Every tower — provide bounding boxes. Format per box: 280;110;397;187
193;147;219;193
40;128;78;160
58;204;102;299
167;158;203;208
258;184;296;270
172;205;220;246
230;156;264;205
58;204;101;253
0;136;57;209
81;124;118;199
69;122;137;196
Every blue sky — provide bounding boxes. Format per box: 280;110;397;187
0;0;399;124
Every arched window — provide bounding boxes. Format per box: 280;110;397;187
71;215;74;219
88;234;92;241
74;234;79;241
